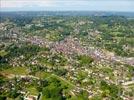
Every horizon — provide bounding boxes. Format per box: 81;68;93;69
1;0;134;12
1;10;134;13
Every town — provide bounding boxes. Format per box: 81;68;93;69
0;12;134;100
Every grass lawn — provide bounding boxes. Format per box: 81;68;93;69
51;74;75;89
1;67;28;76
35;71;51;79
41;96;51;100
27;86;39;95
0;50;8;57
36;71;75;89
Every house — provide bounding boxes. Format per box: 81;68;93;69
24;95;38;100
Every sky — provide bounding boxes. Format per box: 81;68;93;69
0;0;134;12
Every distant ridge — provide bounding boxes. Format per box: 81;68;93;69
0;11;134;17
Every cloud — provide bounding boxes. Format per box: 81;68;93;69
1;0;53;8
0;0;134;12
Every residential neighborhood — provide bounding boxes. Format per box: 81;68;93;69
0;12;134;100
